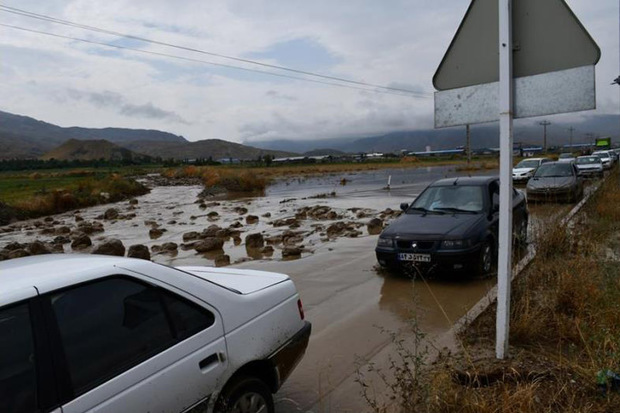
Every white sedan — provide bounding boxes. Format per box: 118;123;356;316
0;255;310;413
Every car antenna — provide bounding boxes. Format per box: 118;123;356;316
453;177;459;185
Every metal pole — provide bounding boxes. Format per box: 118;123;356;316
496;0;514;360
540;121;551;153
466;124;471;165
568;127;575;149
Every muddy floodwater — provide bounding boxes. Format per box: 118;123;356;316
0;165;576;412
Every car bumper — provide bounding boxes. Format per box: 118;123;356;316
512;176;531;183
375;245;482;273
577;169;603;176
527;189;574;202
268;321;311;390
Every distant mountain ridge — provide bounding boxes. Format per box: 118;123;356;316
41;139;149;161
249;114;620;154
0;111;294;160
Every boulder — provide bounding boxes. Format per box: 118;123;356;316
92;239;125;256
103;208;120;220
53;236;71;245
367;218;384;235
201;225;222;238
8;249;30;259
194;238;224;252
234;207;248;215
129;198;139;205
183;231;201;242
282;247;303;258
261;246;274;255
245;233;265;249
4;241;26;251
55;226;71;235
127;244;150;260
230;221;243;229
262;212;272;218
27;241;52;255
71;234;92;250
246;215;259;224
215;255;231;267
149;228;165;239
161;242;178;252
272;218;299;228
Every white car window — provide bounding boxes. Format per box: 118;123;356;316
0;303;37;413
50;277;215;396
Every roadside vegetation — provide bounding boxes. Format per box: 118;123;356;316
359;170;620;412
0;169;149;223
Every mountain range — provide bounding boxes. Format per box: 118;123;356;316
1;110;617;161
0;111;293;160
248;114;619;154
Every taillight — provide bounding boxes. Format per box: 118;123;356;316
297;299;305;320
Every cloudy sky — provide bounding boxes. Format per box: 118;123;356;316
0;0;618;144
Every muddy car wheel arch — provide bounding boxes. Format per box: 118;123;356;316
215;375;275;413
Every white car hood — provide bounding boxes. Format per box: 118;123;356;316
513;167;535;175
177;266;289;295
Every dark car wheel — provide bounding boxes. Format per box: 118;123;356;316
477;239;494;276
516;219;528;246
216;376;274;413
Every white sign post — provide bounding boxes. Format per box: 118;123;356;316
433;0;600;360
496;0;513;360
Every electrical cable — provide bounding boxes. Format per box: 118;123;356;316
0;23;422;98
0;4;430;97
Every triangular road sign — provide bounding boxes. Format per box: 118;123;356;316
434;0;601;91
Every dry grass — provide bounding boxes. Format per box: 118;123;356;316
10;174;148;216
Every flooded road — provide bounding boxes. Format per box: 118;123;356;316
0;165;584;412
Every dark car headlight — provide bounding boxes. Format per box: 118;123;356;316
440;239;472;249
377;237;394;248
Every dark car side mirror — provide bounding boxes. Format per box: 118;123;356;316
400;202;409;212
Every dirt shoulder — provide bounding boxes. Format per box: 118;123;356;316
424;170;620;412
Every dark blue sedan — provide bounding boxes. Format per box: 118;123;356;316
375;176;529;276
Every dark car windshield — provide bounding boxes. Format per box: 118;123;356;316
576;157;601;165
410;185;484;213
515;159;540;169
533;163;573;178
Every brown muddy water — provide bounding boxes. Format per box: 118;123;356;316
0;165;577;413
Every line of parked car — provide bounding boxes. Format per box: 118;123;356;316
512;149;619;204
375;148;619;278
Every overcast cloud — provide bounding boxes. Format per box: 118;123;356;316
0;0;617;143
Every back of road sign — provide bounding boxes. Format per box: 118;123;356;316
434;0;601;91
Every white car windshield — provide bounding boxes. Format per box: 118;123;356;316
576;157;601;165
515;160;540;169
533;163;573;177
411;185;484;213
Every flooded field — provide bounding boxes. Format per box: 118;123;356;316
0;165;586;412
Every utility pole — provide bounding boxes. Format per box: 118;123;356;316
568;126;575;149
466;124;471;165
539;120;551;153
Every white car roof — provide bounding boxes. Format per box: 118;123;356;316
0;254;143;294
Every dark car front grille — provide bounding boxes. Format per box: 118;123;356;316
396;240;436;250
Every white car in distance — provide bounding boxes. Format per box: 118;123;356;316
592;150;612;169
512;157;551;183
0;255;311;413
557;153;576;163
575;155;604;177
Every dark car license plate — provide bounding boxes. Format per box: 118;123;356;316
397;253;431;263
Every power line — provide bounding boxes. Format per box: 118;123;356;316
539;120;551;153
0;23;421;98
0;4;430;97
